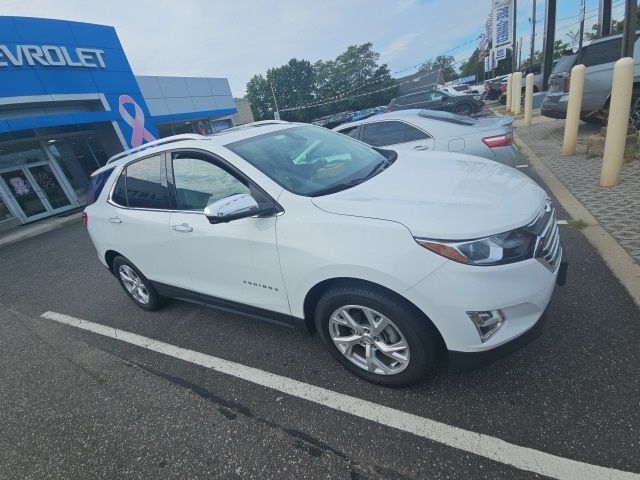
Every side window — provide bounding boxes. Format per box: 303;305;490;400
337;125;360;139
582;38;622;67
429;91;446;102
362;121;406;147
86;168;114;205
125;156;169;209
172;155;250;211
396;94;421;106
404;124;429;142
111;170;127;206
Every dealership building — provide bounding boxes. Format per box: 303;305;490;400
0;16;249;231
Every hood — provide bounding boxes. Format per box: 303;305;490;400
311;151;546;240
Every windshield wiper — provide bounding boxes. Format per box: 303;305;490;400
363;153;397;180
311;179;366;197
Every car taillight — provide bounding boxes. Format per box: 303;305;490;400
500;83;507;93
564;72;571;93
81;212;88;227
482;133;512;148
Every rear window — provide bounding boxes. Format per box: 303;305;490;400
552;53;577;73
418;109;477;126
86;168;114;205
581;38;622;67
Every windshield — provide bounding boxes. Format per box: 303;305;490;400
225;125;391;196
553;53;577;73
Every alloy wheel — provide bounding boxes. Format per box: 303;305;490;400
118;265;150;305
328;305;410;375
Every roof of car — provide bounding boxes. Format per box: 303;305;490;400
92;121;306;176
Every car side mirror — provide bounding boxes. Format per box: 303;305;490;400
204;193;275;224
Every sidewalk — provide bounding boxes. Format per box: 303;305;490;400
514;118;640;264
0;210;82;249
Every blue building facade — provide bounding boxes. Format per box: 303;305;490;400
0;16;237;229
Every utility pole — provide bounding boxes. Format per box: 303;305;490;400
621;0;637;58
512;0;518;73
542;0;557;91
519;36;523;69
599;0;613;37
578;0;586;52
269;81;280;120
530;0;537;68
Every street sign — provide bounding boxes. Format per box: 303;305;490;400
492;0;514;47
493;45;508;62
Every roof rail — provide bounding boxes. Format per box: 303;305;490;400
106;134;209;164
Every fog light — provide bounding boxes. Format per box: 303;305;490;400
466;310;505;342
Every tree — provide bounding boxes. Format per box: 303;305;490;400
419;54;457;81
554;39;570;59
458;48;484;81
565;30;581;45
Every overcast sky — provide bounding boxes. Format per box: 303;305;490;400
1;0;620;97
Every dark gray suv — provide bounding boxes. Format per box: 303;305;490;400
387;89;484;116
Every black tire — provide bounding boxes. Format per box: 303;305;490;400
112;255;165;311
454;103;473;116
580;115;604;125
315;284;441;387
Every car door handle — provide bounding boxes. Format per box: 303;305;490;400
108;216;122;224
172;223;193;232
413;145;430;151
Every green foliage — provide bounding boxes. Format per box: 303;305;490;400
245;43;397;123
554;40;570;59
458;49;484;81
419;54;457;81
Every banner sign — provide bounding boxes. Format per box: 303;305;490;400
493;45;508;62
492;0;513;47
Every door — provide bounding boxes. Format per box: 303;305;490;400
168;151;290;315
105;155;180;286
0;168;49;221
26;164;73;211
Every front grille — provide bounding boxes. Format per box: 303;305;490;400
533;203;562;271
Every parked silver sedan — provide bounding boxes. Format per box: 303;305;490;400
333;109;519;167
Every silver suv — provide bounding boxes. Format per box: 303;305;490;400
541;32;640;123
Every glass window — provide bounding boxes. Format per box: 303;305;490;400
337;126;360;139
404;124;429;142
172;156;249;211
158;125;175;138
111;171;127;206
87;168;114;206
363;122;406;146
125;156;169;209
85;135;109;166
46;136;101;198
0;196;14;222
171;122;196;135
225;125;390;197
0;141;49;169
581;38;623;67
396;93;426;106
552;53;577;73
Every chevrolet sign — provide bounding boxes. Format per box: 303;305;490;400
0;44;105;68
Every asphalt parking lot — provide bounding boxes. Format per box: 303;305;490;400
1;166;639;480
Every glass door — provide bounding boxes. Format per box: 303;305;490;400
0;168;49;220
26;164;73;211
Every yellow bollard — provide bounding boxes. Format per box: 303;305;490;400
512;72;522;115
601;57;634;187
562;64;586;156
524;73;534;126
505;74;512;112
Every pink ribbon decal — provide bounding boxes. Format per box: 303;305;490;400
118;95;156;147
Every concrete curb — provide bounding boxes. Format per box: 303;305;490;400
514;135;640;307
0;212;82;249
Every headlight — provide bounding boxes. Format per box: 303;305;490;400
415;228;537;266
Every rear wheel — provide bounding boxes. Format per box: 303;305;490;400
113;256;165;311
315;284;440;386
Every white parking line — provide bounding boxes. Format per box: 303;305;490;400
516;164;529;168
41;311;639;480
557;220;569;225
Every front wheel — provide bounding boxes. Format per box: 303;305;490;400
454;104;473;116
315;285;441;386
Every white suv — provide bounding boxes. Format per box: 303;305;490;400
84;122;566;386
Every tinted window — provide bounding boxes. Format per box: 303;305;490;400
125;156;169;209
86;168;114;205
111;170;127;206
363;121;406;146
404;124;429;142
396;93;427;106
225;125;388;196
582;38;622;67
337;125;360;139
428;91;446;102
172;156;249;211
552;53;578;73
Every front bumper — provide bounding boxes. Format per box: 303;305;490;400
403;247;567;355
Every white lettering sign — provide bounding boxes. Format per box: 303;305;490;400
0;45;106;68
492;0;513;47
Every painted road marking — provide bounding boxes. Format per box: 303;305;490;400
516;164;529;168
41;311;639;480
557;220;568;225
